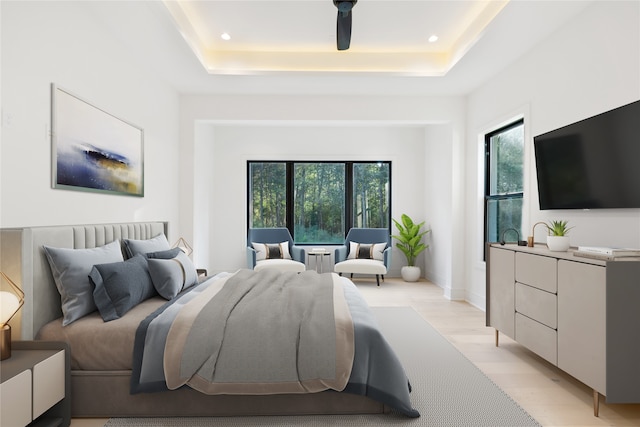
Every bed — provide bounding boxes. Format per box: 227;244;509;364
2;222;419;418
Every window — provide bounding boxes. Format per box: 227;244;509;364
292;163;345;243
352;162;390;229
248;162;287;228
248;161;391;244
484;119;524;249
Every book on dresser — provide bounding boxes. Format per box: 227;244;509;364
575;246;640;260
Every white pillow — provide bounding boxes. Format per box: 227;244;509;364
252;241;292;261
347;242;386;261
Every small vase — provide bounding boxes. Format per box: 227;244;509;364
547;235;570;252
401;266;421;282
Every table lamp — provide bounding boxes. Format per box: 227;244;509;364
1;271;24;360
172;237;193;256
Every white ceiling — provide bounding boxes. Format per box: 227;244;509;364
85;0;594;96
162;0;508;75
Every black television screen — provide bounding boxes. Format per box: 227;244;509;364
534;100;640;210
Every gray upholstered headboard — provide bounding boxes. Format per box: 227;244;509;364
0;222;168;340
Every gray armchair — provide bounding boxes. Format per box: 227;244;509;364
334;228;391;286
247;228;306;272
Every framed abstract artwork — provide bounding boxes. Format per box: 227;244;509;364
51;84;144;197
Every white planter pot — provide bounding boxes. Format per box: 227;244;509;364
401;266;421;282
547;235;570;252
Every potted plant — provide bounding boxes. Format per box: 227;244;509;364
392;214;430;282
546;220;573;251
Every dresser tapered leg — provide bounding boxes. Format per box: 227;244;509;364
593;389;599;417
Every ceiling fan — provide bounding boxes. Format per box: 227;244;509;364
333;1;357;51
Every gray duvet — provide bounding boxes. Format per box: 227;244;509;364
131;269;419;417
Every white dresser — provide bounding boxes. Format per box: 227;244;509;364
486;243;640;416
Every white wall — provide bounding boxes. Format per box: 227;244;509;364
0;2;180;236
180;95;466;291
424;124;455;292
203;125;427;274
465;1;640;309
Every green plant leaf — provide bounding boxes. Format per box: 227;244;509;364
546;219;573;236
392;214;431;266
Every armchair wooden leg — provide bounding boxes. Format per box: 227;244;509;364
376;275;380;286
350;273;354;279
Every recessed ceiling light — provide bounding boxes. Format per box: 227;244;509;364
428;35;439;43
221;33;231;41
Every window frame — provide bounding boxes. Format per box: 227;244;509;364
483;119;525;250
247;160;392;244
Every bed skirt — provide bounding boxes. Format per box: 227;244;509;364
70;370;388;417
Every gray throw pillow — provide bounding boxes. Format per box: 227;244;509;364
89;254;156;322
147;250;199;300
146;247;182;260
43;240;124;326
123;234;170;258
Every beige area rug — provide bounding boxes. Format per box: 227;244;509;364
105;307;540;427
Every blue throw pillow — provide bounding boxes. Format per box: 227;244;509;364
43;240;124;326
89;254;156;322
146;247;182;260
123;234;170;258
147;250;199;300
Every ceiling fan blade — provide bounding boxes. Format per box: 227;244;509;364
336;10;352;50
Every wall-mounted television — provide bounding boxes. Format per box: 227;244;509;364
534;100;640;210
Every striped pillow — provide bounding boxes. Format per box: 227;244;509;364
347;242;386;261
252;241;293;261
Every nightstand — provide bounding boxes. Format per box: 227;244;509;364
0;341;70;427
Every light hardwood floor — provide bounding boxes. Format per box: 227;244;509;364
71;278;640;427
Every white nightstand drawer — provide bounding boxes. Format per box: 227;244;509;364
0;369;32;427
33;349;66;419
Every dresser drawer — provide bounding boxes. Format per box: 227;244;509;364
516;313;557;365
515;282;557;329
515;252;557;293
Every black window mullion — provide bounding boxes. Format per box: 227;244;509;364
345;162;353;237
286;162;294;237
246;161;250;230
